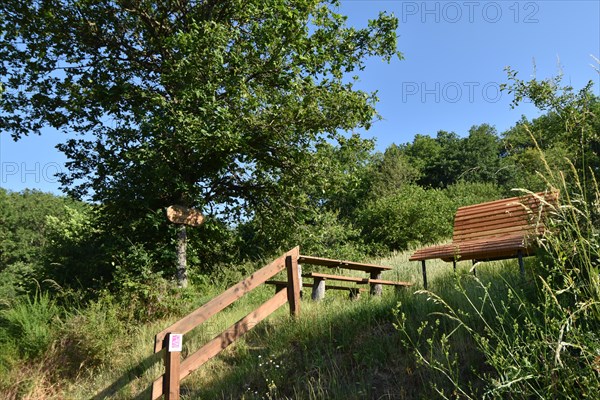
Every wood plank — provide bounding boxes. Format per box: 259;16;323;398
455;201;552;222
455;202;529;218
410;191;557;263
265;280;365;292
410;235;532;262
454;192;556;219
454;212;533;229
266;280;314;288
166;205;205;227
154;247;298;352
454;226;534;241
315;285;366;292
298;255;392;273
368;278;412;287
454;210;544;230
455;227;541;242
164;345;180;400
151;289;289;400
303;272;369;284
286;250;301;317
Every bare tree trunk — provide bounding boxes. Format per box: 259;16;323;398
176;225;188;288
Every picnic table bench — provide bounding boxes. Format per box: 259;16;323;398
266;255;412;300
409;191;558;289
266;279;366;299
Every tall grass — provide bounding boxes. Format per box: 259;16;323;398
393;165;600;397
0;291;60;360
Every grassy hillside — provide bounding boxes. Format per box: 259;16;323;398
1;249;537;399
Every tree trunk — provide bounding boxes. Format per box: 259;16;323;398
176;225;188;288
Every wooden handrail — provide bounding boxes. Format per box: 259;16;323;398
151;247;300;400
154;247;298;352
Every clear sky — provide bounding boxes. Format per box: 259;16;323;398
1;0;599;194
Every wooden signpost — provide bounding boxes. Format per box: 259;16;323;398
166;205;205;288
166;205;205;227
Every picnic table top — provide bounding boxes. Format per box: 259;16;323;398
297;255;392;274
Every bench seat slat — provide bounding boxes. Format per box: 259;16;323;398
454;226;541;242
454;212;536;229
409;234;534;261
453;194;553;217
368;278;412;287
303;272;412;287
302;272;369;284
265;280;366;292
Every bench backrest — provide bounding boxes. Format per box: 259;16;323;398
452;191;558;243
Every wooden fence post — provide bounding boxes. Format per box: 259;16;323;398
165;333;182;400
286;254;301;317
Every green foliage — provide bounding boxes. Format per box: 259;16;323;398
356;182;502;253
396;71;600;399
368;144;421;198
357;184;455;252
55;294;127;375
239;134;374;261
0;189;82;294
109;243;191;322
42;205;112;298
401;125;506;189
444;181;503;207
501;67;600;195
0;291;60;360
0;0;401;282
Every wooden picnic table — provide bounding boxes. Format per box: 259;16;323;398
297;255;404;298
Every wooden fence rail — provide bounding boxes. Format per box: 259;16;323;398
149;247;397;399
150;247;300;400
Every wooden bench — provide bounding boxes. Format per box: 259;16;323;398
302;272;411;300
265;280;366;300
409;191;558;289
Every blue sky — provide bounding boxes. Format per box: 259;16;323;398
1;0;599;194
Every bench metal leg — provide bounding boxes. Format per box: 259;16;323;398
453;260;456;273
311;277;326;301
472;260;477;277
370;272;383;296
518;251;525;278
421;261;428;290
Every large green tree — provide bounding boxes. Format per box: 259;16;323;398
0;1;401;283
401;127;504;188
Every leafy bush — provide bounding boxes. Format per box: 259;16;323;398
110;243;188;322
357;184;455;252
43;205;112;299
444;181;503;207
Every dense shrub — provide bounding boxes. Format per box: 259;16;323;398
444;181;503;207
357;184;455;252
